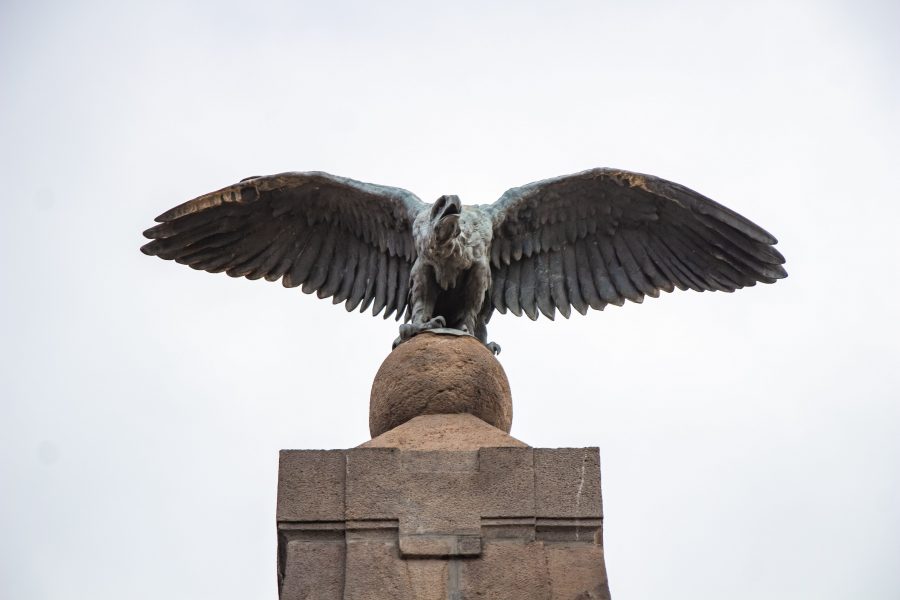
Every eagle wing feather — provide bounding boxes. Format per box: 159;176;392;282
486;168;787;319
141;172;426;320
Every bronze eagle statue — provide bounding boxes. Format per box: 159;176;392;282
141;168;786;353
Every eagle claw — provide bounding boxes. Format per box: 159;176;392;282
424;315;446;330
393;316;448;349
486;341;501;355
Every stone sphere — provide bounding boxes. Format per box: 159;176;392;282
369;332;512;437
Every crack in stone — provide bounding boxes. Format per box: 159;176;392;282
575;451;588;541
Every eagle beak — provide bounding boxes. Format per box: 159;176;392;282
442;199;461;220
433;195;462;222
433;195;462;241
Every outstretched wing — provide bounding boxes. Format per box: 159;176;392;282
486;168;787;320
141;172;426;320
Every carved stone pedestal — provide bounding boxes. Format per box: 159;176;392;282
277;414;611;599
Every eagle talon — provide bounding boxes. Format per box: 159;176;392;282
486;341;501;355
395;316;448;347
425;316;446;329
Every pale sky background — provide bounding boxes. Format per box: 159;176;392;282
2;1;898;598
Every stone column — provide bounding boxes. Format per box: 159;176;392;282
276;334;611;599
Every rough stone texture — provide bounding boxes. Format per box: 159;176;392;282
361;414;527;451
278;529;345;600
277;450;344;523
343;534;417;600
344;446;536;539
546;544;610;600
369;333;512;437
535;448;603;519
278;415;610;599
459;542;551;599
342;533;450;600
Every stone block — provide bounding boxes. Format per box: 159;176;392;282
546;544;611;600
278;525;345;600
277;450;345;522
343;535;414;600
476;447;536;517
535;448;603;519
458;542;551;599
277;417;610;598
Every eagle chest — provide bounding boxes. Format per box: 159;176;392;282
428;249;473;291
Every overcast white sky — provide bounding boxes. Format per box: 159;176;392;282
2;1;898;598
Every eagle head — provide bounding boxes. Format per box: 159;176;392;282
431;194;462;242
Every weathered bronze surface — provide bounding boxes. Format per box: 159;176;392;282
142;168;787;353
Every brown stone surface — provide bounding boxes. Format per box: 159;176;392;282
459;542;551;599
277;443;610;598
535;448;603;519
344;447;536;541
279;534;345;600
276;450;345;522
343;535;417;600
360;414;527;451
546;544;611;600
369;332;512;437
341;532;451;600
